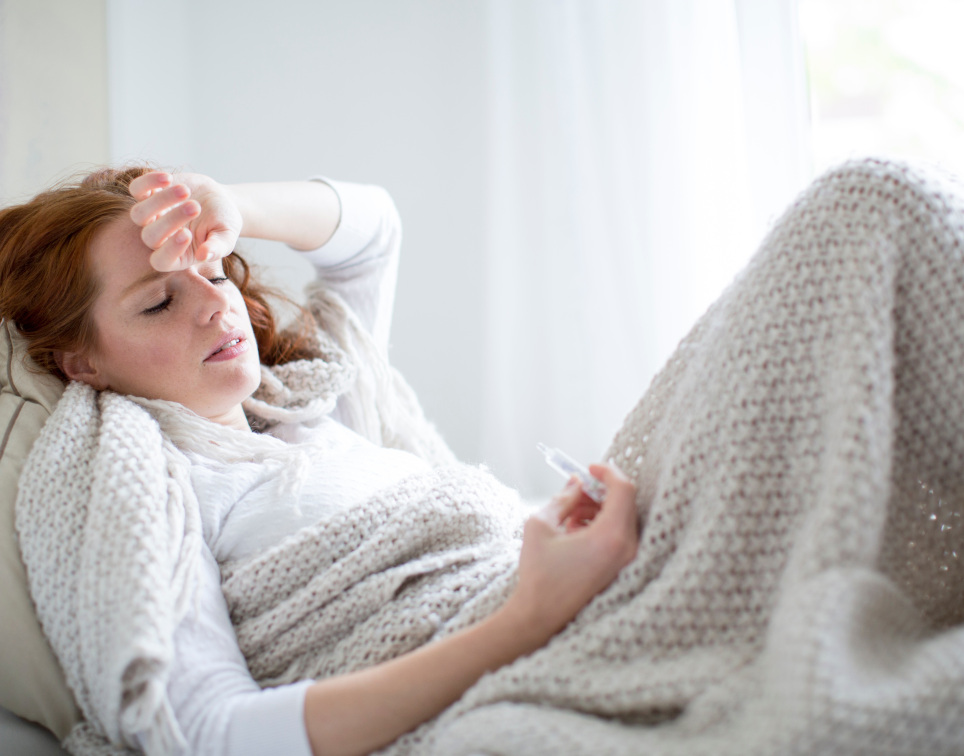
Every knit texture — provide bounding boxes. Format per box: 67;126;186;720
17;158;964;755
246;282;457;467
16;388;202;755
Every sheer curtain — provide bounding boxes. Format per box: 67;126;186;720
481;0;810;496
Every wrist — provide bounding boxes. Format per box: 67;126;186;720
224;183;259;240
220;180;340;250
491;592;556;654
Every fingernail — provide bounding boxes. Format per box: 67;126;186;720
174;228;190;244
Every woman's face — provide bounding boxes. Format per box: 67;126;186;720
70;215;262;426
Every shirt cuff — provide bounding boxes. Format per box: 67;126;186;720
302;177;394;269
225;680;314;756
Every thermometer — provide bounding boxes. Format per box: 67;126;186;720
536;442;606;504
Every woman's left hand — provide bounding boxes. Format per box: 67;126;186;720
508;463;639;640
129;171;243;272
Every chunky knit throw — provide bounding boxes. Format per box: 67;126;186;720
17;159;964;755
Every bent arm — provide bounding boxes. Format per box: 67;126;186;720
233;177;403;362
304;464;639;756
162;466;636;756
228;180;342;252
234;177;402;359
130;171;400;351
129;171;344;269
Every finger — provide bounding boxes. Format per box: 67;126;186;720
130;183;193;227
139;200;200;250
588;463;632;499
523;507;568;548
562;502;601;531
588;463;638;527
194;228;237;263
148;228;194;272
534;478;581;528
566;499;601;519
589;462;629;484
128;171;173;202
562;495;601;519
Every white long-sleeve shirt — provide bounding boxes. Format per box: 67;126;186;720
148;179;423;756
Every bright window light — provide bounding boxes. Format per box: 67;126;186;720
800;0;964;176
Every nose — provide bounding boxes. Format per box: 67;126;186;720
190;272;231;323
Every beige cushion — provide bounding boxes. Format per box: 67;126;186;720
0;321;80;739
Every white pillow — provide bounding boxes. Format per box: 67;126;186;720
0;320;80;738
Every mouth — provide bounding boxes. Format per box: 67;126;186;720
205;329;248;362
213;338;241;355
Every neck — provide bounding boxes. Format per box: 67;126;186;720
209;403;252;432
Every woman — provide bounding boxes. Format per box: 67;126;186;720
7;159;964;756
0;166;639;756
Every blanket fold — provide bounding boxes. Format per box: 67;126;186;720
17;387;202;753
17;158;964;755
222;465;523;684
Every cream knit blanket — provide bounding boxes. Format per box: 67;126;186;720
17;158;964;755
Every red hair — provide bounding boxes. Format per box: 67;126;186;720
0;165;318;380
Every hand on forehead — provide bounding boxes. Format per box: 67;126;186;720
128;171;242;273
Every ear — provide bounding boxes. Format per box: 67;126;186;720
56;350;108;390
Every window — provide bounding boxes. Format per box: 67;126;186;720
800;0;964;176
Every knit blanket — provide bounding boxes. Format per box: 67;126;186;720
17;158;964;755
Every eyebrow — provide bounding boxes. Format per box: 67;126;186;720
121;269;168;299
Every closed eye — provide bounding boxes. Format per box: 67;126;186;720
141;275;228;315
143;296;173;315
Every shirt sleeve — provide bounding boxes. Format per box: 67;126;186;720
156;544;314;756
300;178;402;356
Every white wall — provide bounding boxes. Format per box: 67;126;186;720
108;0;490;463
0;0;109;204
4;1;809;495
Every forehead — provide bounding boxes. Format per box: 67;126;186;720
88;216;155;296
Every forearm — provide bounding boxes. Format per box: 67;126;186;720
302;465;639;756
227;180;341;251
303;600;545;756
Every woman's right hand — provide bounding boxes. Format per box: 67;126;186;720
128;171;243;272
508;464;639;640
129;171;345;271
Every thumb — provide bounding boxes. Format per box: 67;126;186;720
195;228;237;262
587;463;638;527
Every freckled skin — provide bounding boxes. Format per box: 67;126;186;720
80;216;262;428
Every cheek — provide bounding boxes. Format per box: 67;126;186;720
91;317;186;384
229;289;255;327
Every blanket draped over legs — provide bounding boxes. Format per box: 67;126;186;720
18;159;964;756
414;158;964;755
234;158;964;755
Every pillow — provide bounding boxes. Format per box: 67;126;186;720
0;320;80;738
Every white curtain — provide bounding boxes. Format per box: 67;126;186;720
481;0;810;496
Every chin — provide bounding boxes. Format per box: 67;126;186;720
198;372;262;417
